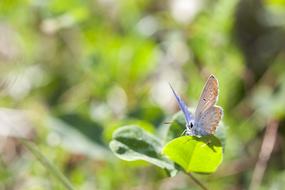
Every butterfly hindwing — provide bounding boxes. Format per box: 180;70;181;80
196;106;223;134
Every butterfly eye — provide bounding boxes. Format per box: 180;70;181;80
190;123;193;128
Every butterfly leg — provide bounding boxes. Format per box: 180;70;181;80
206;139;212;145
201;139;212;148
180;129;186;136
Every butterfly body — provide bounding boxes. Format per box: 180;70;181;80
170;75;223;137
186;122;209;136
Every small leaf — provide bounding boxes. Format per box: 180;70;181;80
162;135;223;173
109;125;177;175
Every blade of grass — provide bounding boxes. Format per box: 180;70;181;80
20;139;75;190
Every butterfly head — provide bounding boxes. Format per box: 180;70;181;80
185;120;195;136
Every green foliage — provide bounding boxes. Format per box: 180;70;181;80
109;120;223;175
108;98;225;189
163;135;223;173
109;112;224;175
1;0;285;189
109;126;176;175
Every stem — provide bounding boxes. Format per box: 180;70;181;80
187;172;208;190
249;119;279;190
20;139;75;190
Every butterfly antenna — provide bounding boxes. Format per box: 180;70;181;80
168;83;176;95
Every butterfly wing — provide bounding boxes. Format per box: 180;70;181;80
194;75;219;120
169;84;193;125
196;106;223;134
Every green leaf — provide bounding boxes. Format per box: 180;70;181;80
164;111;189;141
109;126;177;175
162;135;223;173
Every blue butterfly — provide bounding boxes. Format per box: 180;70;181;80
170;75;223;136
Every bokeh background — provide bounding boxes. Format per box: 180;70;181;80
1;0;285;189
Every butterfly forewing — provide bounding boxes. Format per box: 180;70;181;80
197;106;223;134
194;75;219;120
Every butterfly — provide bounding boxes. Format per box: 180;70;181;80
169;75;223;136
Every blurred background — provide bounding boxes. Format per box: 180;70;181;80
1;0;285;189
